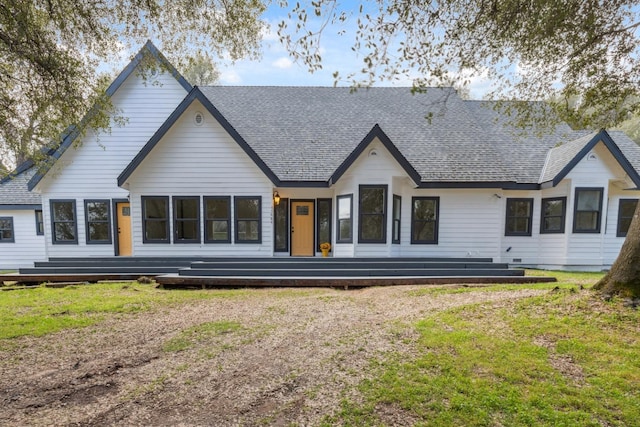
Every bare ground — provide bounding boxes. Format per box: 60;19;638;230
0;285;545;426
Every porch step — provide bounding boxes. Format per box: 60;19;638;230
177;268;524;277
188;261;509;270
19;266;180;275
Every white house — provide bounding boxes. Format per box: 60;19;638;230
3;41;640;271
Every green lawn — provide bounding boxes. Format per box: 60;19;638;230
324;271;640;426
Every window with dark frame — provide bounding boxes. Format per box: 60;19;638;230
573;188;603;233
411;197;439;244
85;200;112;244
0;217;14;243
274;198;289;251
204;196;231;243
142;196;169;243
617;199;638;237
50;200;78;244
359;185;387;243
235;196;261;243
540;197;566;234
392;195;401;244
336;194;353;243
505;198;533;236
316;198;332;251
35;209;44;235
173;196;200;243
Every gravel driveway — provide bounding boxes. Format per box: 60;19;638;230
0;285;544;426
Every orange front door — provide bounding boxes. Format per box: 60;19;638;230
116;202;132;256
291;201;314;256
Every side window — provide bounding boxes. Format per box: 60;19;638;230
573;188;603;233
316;199;331;251
411;197;439;244
204;196;231;243
540;197;566;234
173;196;200;243
50;200;78;244
336;194;353;243
85;200;112;244
505;198;533;236
617;199;638;237
235;196;261;243
0;217;15;243
392;195;401;244
35;209;44;235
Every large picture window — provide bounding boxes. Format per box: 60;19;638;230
235;196;261;243
392;195;401;244
336;194;353;243
316;198;332;251
50;200;78;244
142;196;169;243
173;196;200;243
540;197;566;234
0;217;14;243
505;198;533;236
573;188;603;233
411;197;439;244
617;199;638;237
205;196;231;243
85;200;112;244
359;185;387;243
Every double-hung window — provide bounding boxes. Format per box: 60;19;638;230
50;200;78;244
142;196;169;243
173;196;200;243
35;209;44;235
411;197;439;244
505;198;533;236
392;195;401;244
205;196;231;243
617;199;638;237
0;217;14;243
573;188;603;233
85;200;112;244
359;185;387;243
235;196;261;243
540;197;566;234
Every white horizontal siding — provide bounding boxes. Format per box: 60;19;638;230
37;71;188;258
0;209;46;269
127;101;274;257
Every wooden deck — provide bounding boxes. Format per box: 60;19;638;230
0;256;556;288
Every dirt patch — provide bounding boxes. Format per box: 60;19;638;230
0;285;544;426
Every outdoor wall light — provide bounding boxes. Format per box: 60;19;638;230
273;191;281;206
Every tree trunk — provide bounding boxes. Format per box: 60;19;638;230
594;203;640;297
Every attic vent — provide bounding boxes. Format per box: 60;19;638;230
368;149;378;157
194;111;204;126
587;152;597;161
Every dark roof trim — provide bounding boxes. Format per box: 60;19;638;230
28;40;192;191
118;87;280;186
329;124;422;185
277;181;328;188
545;129;640;188
417;181;540;190
0;204;42;210
1;160;34;184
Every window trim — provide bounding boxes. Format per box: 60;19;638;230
540;197;566;234
616;198;638;238
316;198;332;252
84;199;113;245
573;187;604;234
34;209;44;236
204;196;231;244
141;196;170;244
411;196;439;244
392;194;401;244
234;196;262;244
172;196;201;244
336;194;353;243
358;185;388;244
0;216;15;243
505;198;534;237
50;199;78;245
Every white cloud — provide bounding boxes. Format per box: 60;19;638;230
220;69;242;84
272;57;293;69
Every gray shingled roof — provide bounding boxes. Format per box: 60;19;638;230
200;87;616;184
0;166;41;206
539;132;598;183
